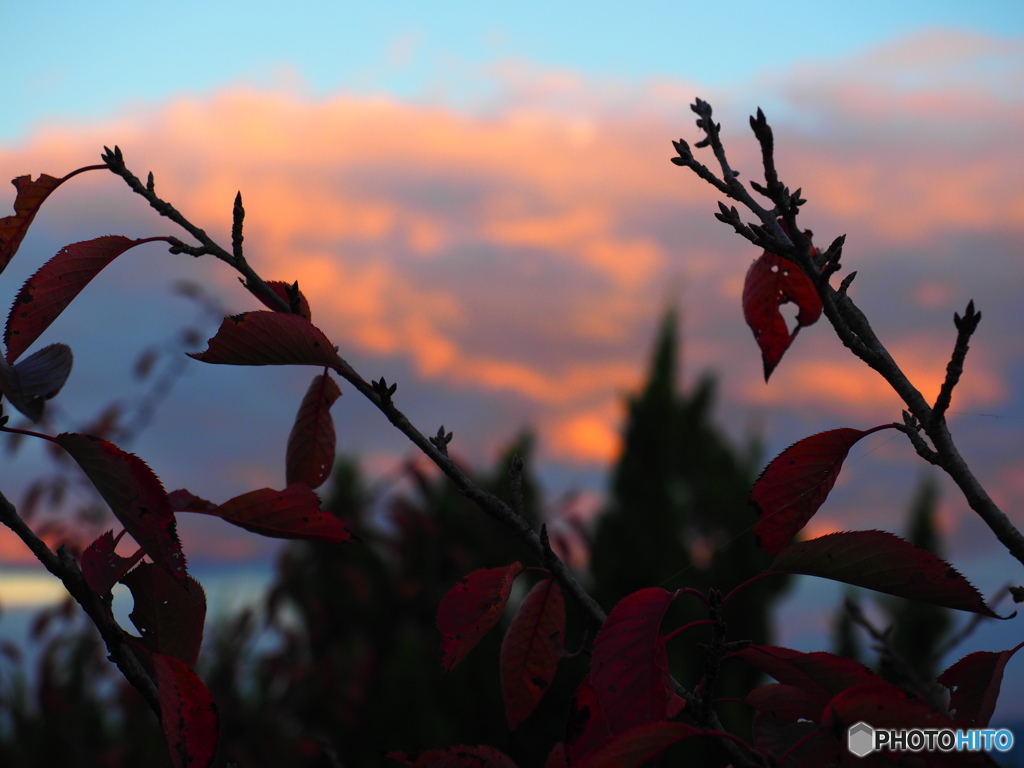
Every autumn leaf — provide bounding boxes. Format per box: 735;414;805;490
247;279;312;320
5;235;172;362
80;530;144;597
437;563;525;673
122;562;206;668
188;311;342;370
0;343;73;421
938;641;1024;728
751;425;894;554
769;531;1005;617
55;433;186;582
0;166;103;275
175;484;354;544
743;247;822;380
286;372;341;489
153;653;219;768
500;578;565;730
590;588;679;735
736;645;878;713
565;675;612;765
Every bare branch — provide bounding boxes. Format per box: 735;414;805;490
932;300;981;424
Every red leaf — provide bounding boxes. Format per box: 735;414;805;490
249;279;312;320
55;433;186;581
153;653;219;768
286;372;341;489
500;578;565;730
576;722;705;768
437;563;525;673
122;562;206;668
187;311;341;370
751;425;894;554
0;343;73;421
938;641;1024;727
177;484;354;543
0;167;103;275
742;247;822;381
387;745;518;768
5;235;169;362
769;531;1004;617
81;530;144;596
736;646;877;714
565;675;612;765
166;489;217;512
590;587;678;734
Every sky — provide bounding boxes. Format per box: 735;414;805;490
1;0;1024;718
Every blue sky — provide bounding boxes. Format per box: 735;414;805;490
2;0;1024;721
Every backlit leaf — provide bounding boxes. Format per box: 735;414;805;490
0;167;103;275
500;578;565;730
177;484;354;544
80;529;144;597
590;588;678;734
122;561;206;668
153;653;219;768
742;245;821;381
938;641;1024;727
437;563;525;673
286;372;341;489
55;433;186;581
769;531;1004;617
187;311;341;370
751;425;894;554
5;235;170;362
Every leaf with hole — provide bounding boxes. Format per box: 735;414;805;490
122;561;206;668
153;653;219;768
437;563;525;673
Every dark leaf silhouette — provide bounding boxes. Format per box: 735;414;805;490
742;244;821;380
153;653;219;768
176;484;354;543
188;311;342;370
736;645;877;713
938;641;1024;728
248;279;312;320
544;743;567;768
55;433;186;581
0;167;103;275
770;531;1004;617
0;342;73;421
500;578;565;730
590;588;679;734
122;562;206;668
751;425;894;554
286;372;341;489
80;529;144;597
437;562;525;673
5;235;170;362
576;722;706;768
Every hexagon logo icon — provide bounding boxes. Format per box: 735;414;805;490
848;722;875;757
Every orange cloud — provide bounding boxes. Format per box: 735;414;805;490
0;33;1019;476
